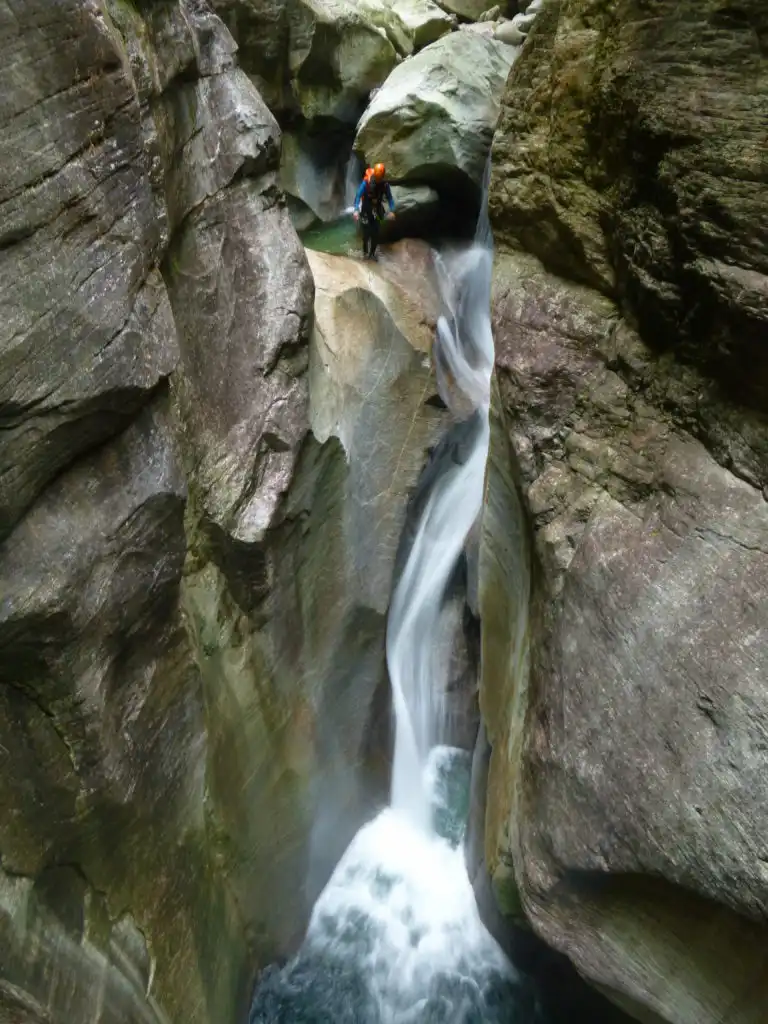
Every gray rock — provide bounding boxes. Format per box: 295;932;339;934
490;0;768;408
460;20;497;38
388;0;455;50
0;0;177;541
478;250;768;1024
280;128;358;225
480;5;768;1019
289;243;449;891
434;0;494;21
0;397;213;1023
354;31;517;198
0;1;315;1021
154;67;281;229
384;184;442;240
494;19;526;44
212;0;400;122
166;181;312;548
307;242;445;614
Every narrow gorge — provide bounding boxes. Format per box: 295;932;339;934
1;2;766;1024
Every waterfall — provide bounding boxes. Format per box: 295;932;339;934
249;171;541;1022
387;214;494;828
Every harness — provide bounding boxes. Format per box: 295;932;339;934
360;170;388;223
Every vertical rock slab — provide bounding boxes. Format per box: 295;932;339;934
480;5;768;1019
0;0;177;541
0;1;314;1021
479;248;768;1024
0;398;244;1024
141;0;319;966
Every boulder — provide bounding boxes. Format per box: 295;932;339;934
354;31;518;204
493;19;526;44
387;0;456;49
212;0;400;123
434;0;493;22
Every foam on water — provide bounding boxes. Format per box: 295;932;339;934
251;750;537;1023
306;792;513;1020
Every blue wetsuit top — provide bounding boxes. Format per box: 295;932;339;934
354;178;395;216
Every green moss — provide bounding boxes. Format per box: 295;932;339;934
492;865;526;922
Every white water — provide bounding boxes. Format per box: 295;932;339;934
251;96;545;1024
388;154;495;824
310;224;506;1019
302;749;515;1022
369;110;497;788
251;213;519;1020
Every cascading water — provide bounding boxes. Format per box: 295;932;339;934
249;180;543;1022
388;173;495;830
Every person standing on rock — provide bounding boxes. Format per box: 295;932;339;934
353;163;395;261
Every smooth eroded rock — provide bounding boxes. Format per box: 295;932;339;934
0;394;248;1024
478;250;768;1024
0;0;176;540
212;0;400;122
354;31;518;201
0;1;318;1021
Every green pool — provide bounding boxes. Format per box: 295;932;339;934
299;215;359;256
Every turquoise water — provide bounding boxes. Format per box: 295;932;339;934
300;216;360;256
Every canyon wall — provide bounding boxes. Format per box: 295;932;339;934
477;2;768;1022
0;2;443;1021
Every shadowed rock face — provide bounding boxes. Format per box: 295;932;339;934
478;1;768;1017
0;4;453;1014
0;1;364;1022
211;0;401;123
489;0;768;408
211;0;454;122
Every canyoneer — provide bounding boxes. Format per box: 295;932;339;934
353;162;395;261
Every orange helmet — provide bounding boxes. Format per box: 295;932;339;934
373;162;386;179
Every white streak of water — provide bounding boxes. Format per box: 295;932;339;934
387;230;495;829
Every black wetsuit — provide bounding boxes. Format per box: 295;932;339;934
354;177;395;259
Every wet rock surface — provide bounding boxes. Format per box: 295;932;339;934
479;1;768;1012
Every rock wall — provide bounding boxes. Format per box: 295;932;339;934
0;2;443;1023
479;2;768;1023
0;1;315;1020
